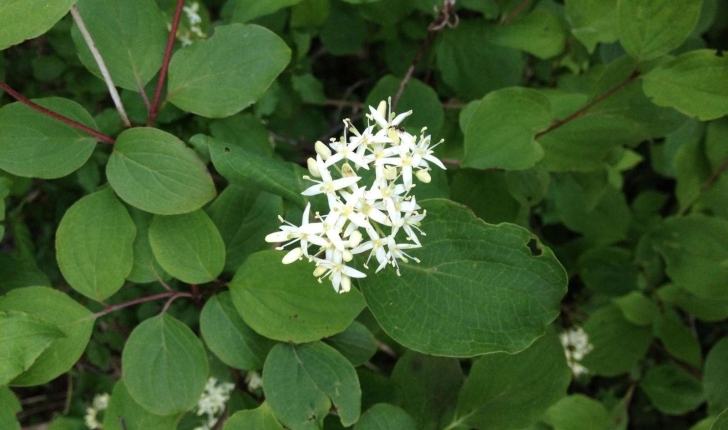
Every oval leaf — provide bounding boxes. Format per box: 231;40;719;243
149;209;225;284
0;0;75;50
122;314;209;415
103;380;178;430
56;188;136;301
107;127;216;215
354;404;417;430
323;321;377;367
360;199;567;357
0;311;65;386
224;403;284;430
167;24;291;118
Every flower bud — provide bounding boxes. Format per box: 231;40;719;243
340;275;351;293
307;157;321;177
315;141;331;160
377;100;387;120
343;250;354;262
383;166;398;181
416;169;431;183
265;231;289;243
349;230;363;248
282;247;303;264
313;265;327;277
341;163;355;178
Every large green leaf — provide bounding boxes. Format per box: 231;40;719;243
448;329;571;430
705;338;728;415
0;287;94;386
107;128;216;215
103;380;178;430
463;87;552;171
490;9;566;59
714;410;728;430
0;0;75;51
565;0;618;52
643;50;728;121
224;403;284;430
0;98;98;179
360;199;567;357
354;404;417;430
149;209;225;284
545;395;610;430
578;247;638;296
651;215;728;299
640;363;705;415
658;284;728;323
0;387;20;430
263;342;361;429
323;321;377;367
654;308;702;367
72;0;167;91
167;24;291;118
618;0;703;61
233;0;304;23
0;311;64;386
126;207;164;283
450;169;524;225
122;314;209;415
56;188;136;301
229;251;366;343
200;292;275;371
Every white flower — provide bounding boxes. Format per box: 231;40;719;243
85;393;110;429
195;377;235;430
266;98;445;292
560;327;593;376
245;371;263;391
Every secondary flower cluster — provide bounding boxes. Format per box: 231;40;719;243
84;393;110;429
560;327;593;376
169;1;206;47
266;98;446;293
194;377;236;430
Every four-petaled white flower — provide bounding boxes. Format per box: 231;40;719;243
266;98;446;292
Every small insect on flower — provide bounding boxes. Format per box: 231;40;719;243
266;98;446;293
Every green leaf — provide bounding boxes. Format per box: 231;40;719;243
449;329;571;430
578;247;638;296
224;403;284;430
463;87;552;171
149;209;225;284
0;0;75;51
208;135;310;209
229;251;366;343
490;9;566;59
360;199;567;357
580;305;653;377
126;207;164;283
292;74;326;105
613;292;660;326
391;351;463;430
651;215;728;298
654;308;702;367
320;1;366;56
505;164;551;207
103;380;178;430
365;75;445;137
107;127;216;215
232;0;304;22
122;314;209;415
167;24;291;118
705;338;728;415
450;169;524;225
0;311;65;386
658;284;728;323
642;50;728;121
545;395;611;430
72;0;167;91
0;98;98;179
0;286;94;386
0;386;20;430
323;321;376;367
641;363;705;415
714;409;728;430
206;184;284;272
618;0;703;61
565;0;618;53
208;113;273;157
437;21;525;101
56;188;136;301
200;292;275;371
354;404;417;430
264;342;361;429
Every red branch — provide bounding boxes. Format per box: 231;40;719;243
0;80;116;144
147;0;186;126
93;291;192;318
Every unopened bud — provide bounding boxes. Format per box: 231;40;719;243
340;275;351;293
315;141;331;160
282;247;303;264
313;265;327;277
416;169;431;183
383;166;398;181
307;158;321;177
377;100;387;120
343;250;354;262
349;230;363;248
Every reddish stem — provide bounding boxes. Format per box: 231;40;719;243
92;291;191;318
147;0;186;126
0;80;116;144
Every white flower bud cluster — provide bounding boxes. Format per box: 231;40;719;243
168;2;206;47
193;377;236;430
84;393;110;429
266;98;446;293
559;327;593;376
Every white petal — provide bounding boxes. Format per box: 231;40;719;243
424;154;446;170
330;176;361;191
282;247;303;264
301;183;324;196
265;231;289;243
392;110;412;125
369;105;388;129
341;264;367;278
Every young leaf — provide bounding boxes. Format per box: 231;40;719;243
103;380;178;430
56;188;136;301
360;199;567;357
0;287;94;386
167;24;291;118
618;0;703;61
0;98;98;179
0;311;65;386
0;0;75;50
149;209;225;284
224;403;284;430
545;395;611;430
354;404;417;430
641;363;705;415
449;329;571;430
263;342;361;428
229;251;366;343
107;128;216;215
463;87;552;171
122;314;209;415
565;0;618;53
642;50;728;121
72;0;167;91
613;292;660;326
200;292;275;371
490;9;567;59
323;321;377;367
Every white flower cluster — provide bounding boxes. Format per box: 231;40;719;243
84;393;110;429
266;98;446;293
169;2;206;47
193;377;236;430
560;327;593;376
